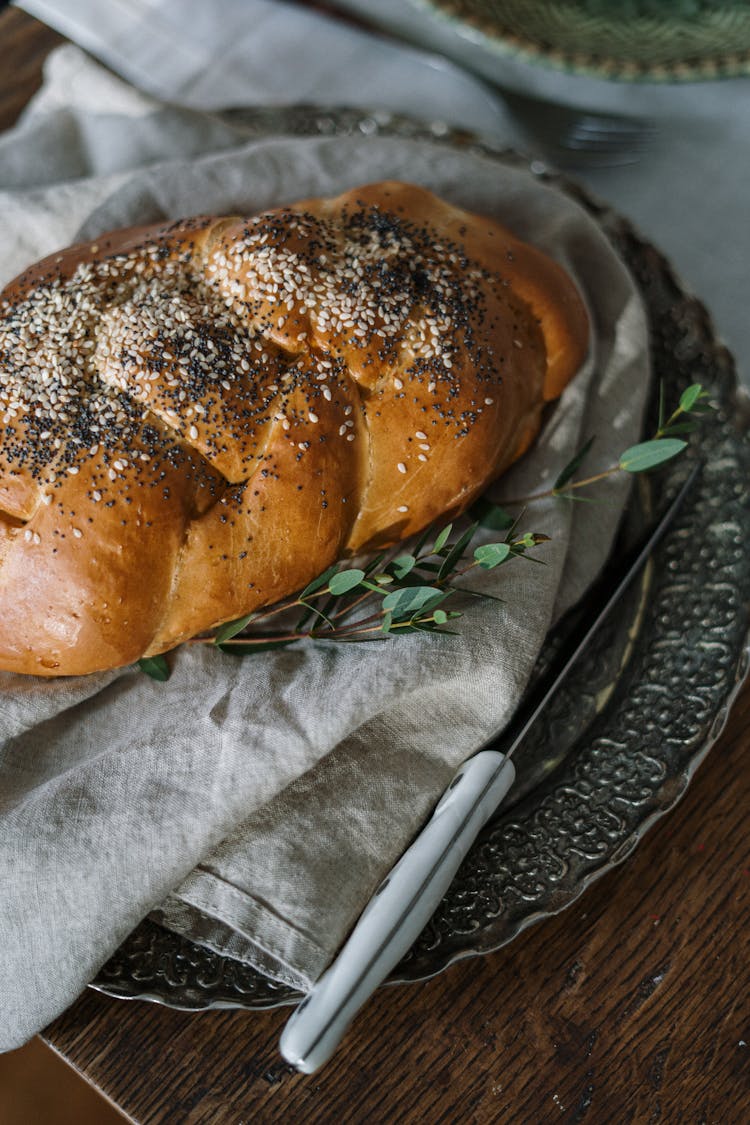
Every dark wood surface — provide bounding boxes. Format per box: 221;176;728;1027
2;9;749;1123
0;8;63;133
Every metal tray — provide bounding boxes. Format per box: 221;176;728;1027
91;108;750;1010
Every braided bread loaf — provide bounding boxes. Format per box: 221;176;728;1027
0;181;588;676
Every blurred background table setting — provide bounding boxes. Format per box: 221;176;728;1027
0;1;748;1121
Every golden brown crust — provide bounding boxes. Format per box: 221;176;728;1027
0;182;588;675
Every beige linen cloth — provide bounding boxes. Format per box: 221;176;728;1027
0;49;649;1050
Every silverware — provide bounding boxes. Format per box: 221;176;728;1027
279;462;701;1074
500;88;657;168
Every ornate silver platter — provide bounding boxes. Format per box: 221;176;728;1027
91;108;750;1010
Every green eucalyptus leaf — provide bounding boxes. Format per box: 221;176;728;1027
433;608;448;624
382;585;442;617
381;611;393;634
214;614;254;644
469;496;515;531
300;564;339;599
473;542;512;569
619;438;687;472
432;524;453;554
328;569;365;595
359;579;387;594
553;435;595;491
138;654;171;682
517;531;549;549
418;591;451;615
686;401;714;414
679;383;704;412
438;521;480;581
392;554;416;579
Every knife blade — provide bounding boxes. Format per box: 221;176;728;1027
280;462;700;1074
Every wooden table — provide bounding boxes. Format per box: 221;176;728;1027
2;8;749;1122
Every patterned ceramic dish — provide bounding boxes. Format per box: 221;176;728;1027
90;107;750;1011
412;0;750;80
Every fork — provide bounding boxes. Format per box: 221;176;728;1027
498;87;657;168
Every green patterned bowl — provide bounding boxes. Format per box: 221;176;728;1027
415;0;750;79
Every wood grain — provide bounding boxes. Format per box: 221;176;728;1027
42;687;750;1124
0;8;63;133
1;8;749;1123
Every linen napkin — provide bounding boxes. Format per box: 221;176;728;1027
0;41;649;1050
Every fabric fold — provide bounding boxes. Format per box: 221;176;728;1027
0;48;648;1051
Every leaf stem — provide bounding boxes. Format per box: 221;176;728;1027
500;465;620;508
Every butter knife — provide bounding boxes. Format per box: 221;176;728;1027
280;463;700;1073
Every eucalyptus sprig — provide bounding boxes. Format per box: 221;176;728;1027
139;382;712;681
138;521;548;679
472;382;713;527
206;521;545;652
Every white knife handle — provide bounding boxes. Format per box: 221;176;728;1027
279;750;515;1073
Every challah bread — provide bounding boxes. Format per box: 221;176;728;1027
0;181;588;676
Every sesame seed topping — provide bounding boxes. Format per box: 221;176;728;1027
0;196;506;558
397;505;408;513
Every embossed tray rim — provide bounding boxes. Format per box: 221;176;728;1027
89;107;750;1011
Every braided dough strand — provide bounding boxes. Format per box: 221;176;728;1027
0;182;588;675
